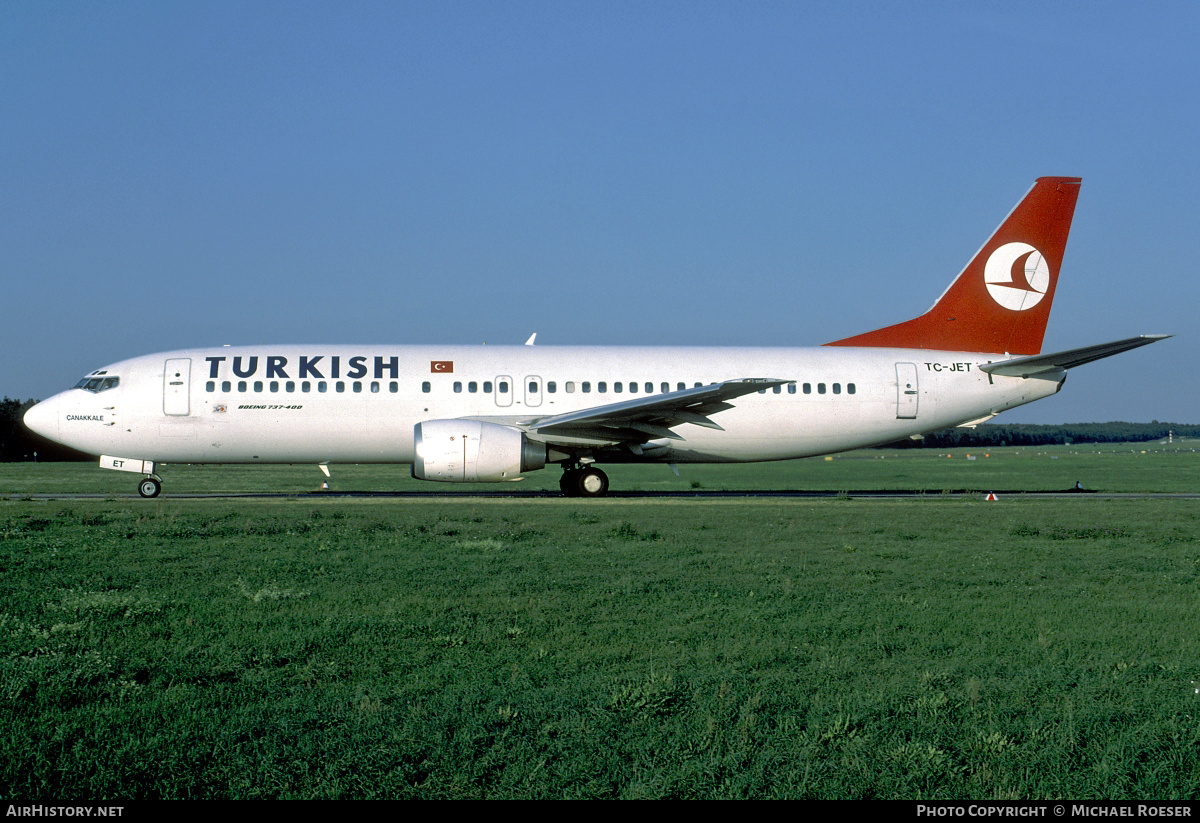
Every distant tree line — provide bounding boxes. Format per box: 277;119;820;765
1;393;1195;461
884;421;1200;450
0;397;90;461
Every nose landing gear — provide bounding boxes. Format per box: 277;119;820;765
138;476;162;498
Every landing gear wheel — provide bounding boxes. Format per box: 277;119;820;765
138;477;161;498
559;469;581;496
576;467;609;498
559;465;609;497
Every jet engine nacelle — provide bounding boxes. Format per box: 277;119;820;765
412;420;547;482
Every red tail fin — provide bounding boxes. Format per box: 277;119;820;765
825;176;1082;355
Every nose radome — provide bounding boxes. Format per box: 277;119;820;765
23;396;61;443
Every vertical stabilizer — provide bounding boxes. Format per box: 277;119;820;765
825;176;1081;355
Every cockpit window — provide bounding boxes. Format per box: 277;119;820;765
74;376;119;393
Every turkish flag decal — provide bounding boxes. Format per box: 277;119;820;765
431;361;454;373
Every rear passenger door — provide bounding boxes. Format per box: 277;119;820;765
895;362;918;419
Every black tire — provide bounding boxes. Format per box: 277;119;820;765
559;469;580;496
138;477;161;498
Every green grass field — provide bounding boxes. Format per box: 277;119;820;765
1;445;1199;798
3;438;1198;496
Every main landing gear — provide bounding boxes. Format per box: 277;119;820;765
138;476;162;498
559;465;609;498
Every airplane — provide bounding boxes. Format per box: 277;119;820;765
23;176;1168;498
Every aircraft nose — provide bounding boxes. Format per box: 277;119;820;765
23;396;61;442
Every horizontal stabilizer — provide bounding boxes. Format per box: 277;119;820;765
978;335;1170;378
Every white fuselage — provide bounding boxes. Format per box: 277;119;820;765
27;344;1063;467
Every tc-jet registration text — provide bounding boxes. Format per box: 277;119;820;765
924;362;974;372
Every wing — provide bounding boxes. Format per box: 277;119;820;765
495;378;790;447
978;335;1170;378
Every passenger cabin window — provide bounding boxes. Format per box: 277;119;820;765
421;382;431;393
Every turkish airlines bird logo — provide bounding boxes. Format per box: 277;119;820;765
983;242;1050;311
431;361;454;373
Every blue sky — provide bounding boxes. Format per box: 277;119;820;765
3;1;1196;423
